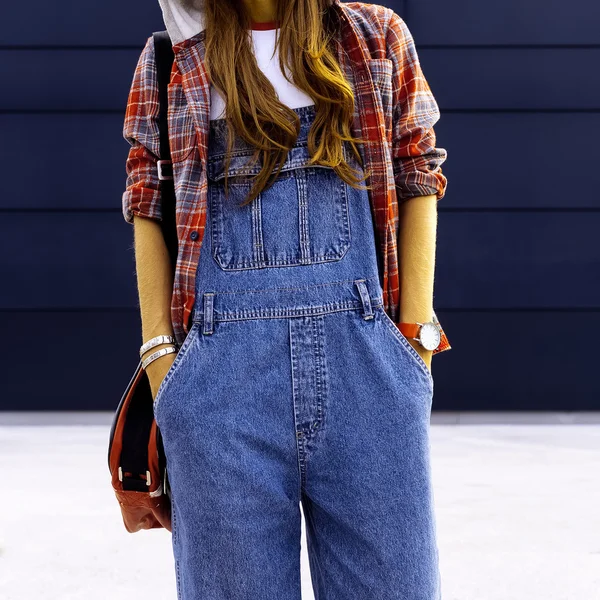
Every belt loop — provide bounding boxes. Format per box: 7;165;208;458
203;292;215;335
355;279;374;320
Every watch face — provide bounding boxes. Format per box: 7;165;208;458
419;323;441;351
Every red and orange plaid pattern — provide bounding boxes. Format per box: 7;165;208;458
122;0;450;354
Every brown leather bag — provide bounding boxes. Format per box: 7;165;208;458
108;364;172;532
108;30;177;533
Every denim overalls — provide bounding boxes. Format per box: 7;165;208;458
153;104;441;600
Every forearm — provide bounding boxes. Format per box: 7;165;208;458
398;194;437;357
133;215;175;343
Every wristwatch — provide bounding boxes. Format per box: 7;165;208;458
398;310;442;352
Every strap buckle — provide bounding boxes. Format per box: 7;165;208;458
157;159;173;181
118;466;151;487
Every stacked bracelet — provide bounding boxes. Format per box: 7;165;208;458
139;334;178;357
141;345;178;370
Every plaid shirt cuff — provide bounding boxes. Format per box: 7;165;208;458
394;151;448;202
122;186;162;224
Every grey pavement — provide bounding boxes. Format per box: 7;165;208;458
1;412;599;600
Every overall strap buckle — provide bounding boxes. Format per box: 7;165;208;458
202;292;215;335
354;279;374;320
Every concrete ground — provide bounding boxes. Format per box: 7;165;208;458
1;412;599;600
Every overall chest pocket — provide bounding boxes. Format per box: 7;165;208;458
207;144;351;270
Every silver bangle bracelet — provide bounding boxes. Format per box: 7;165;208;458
139;334;178;358
141;345;178;370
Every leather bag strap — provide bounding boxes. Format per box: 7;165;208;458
152;30;178;270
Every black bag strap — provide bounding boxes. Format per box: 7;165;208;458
152;30;178;270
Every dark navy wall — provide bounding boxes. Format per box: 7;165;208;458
409;0;600;410
1;1;598;410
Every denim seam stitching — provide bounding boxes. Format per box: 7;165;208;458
289;318;307;490
252;193;265;264
194;300;385;323
153;321;200;419
312;315;327;433
214;253;352;269
298;168;310;263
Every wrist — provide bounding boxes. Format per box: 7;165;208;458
398;310;433;325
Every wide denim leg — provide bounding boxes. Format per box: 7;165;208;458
155;316;304;599
299;308;439;600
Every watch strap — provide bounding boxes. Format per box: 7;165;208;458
397;322;421;340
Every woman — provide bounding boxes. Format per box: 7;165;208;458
122;0;449;597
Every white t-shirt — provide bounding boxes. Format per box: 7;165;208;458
209;23;315;121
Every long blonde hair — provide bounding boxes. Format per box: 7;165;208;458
204;0;373;205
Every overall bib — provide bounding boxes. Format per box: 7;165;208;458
153;104;441;600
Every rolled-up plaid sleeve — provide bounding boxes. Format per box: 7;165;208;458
121;35;163;224
386;12;448;202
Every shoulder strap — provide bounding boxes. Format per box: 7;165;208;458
152;30;178;270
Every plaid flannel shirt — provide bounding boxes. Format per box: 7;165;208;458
122;0;451;354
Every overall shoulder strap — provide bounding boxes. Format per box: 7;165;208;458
152;30;178;270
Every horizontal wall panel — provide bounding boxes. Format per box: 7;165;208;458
0;50;140;111
433;112;600;209
419;48;600;110
2;48;599;111
0;3;163;46
1;214;138;309
0;310;597;410
1;212;599;310
428;311;600;411
0;115;129;210
408;0;600;45
5;0;599;48
0;310;142;411
436;213;600;309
